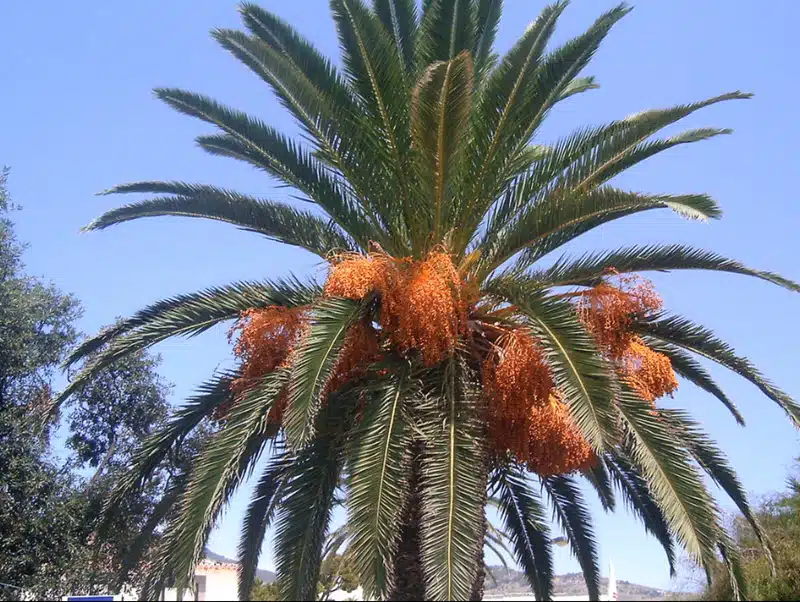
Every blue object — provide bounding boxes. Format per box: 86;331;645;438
66;597;115;602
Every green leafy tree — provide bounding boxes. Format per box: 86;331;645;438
251;578;280;601
704;465;800;601
59;2;800;601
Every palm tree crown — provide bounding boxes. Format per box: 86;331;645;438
55;1;799;600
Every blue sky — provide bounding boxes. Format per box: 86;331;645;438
3;0;800;591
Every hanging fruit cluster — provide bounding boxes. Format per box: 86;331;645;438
325;250;468;366
482;329;595;476
577;274;678;403
224;254;677;478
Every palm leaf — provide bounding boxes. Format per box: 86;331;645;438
416;0;475;68
557;75;599;101
86;182;354;256
419;359;485;601
637;314;800;427
345;364;415;598
604;453;677;575
472;0;502;77
54;279;316;409
146;370;288;594
718;534;748;601
491;465;554;601
484;187;721;275
274;392;356;601
616;388;720;573
660;409;775;574
543;475;601;601
238;449;294;600
411;50;474;239
645;341;745;426
374;0;418;72
532;244;800;292
582;461;615;512
98;371;236;534
284;297;364;448
486;279;618;452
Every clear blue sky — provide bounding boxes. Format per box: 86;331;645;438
3;0;800;592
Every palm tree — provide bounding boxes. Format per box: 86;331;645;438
54;1;800;600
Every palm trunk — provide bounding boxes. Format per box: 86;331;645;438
389;445;488;601
388;450;426;601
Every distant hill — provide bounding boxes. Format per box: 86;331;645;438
485;567;671;601
204;549;276;583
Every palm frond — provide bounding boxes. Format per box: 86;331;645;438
491;465;554;601
485;279;618;452
416;0;475;68
718;534;748;601
99;371;236;535
86;182;354;256
660;409;775;574
238;450;294;601
543;475;601;601
637;314;800;427
346;364;415;598
145;371;288;594
284;297;365;448
374;0;418;73
274;392;356;601
411;50;474;239
605;453;677;575
533;244;800;292
472;0;502;77
330;0;411;212
557;75;599;101
616;388;720;572
153;88;375;244
645;341;745;426
64;277;317;369
484;187;721;275
54;279;316;410
419;359;486;601
582;461;615;512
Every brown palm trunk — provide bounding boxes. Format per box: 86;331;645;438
388;449;426;601
389;445;488;601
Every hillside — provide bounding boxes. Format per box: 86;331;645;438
485;567;670;601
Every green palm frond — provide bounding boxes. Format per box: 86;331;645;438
532;244;800;292
718;534;748;601
274;393;356;601
483;188;721;275
419;360;485;601
616;389;720;574
543;475;601;601
646;341;745;426
660;409;775;574
605;453;676;575
491;465;554;602
145;371;288;594
556;75;599;101
472;0;502;77
284;297;365;448
55;279;316;409
345;364;415;598
411;50;474;240
86;182;355;256
465;0;567;225
416;0;475;68
64;277;317;369
582;461;615;512
99;371;236;535
374;0;418;73
330;0;411;192
238;450;293;600
637;314;800;427
486;279;618;451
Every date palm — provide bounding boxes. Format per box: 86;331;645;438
55;1;799;600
